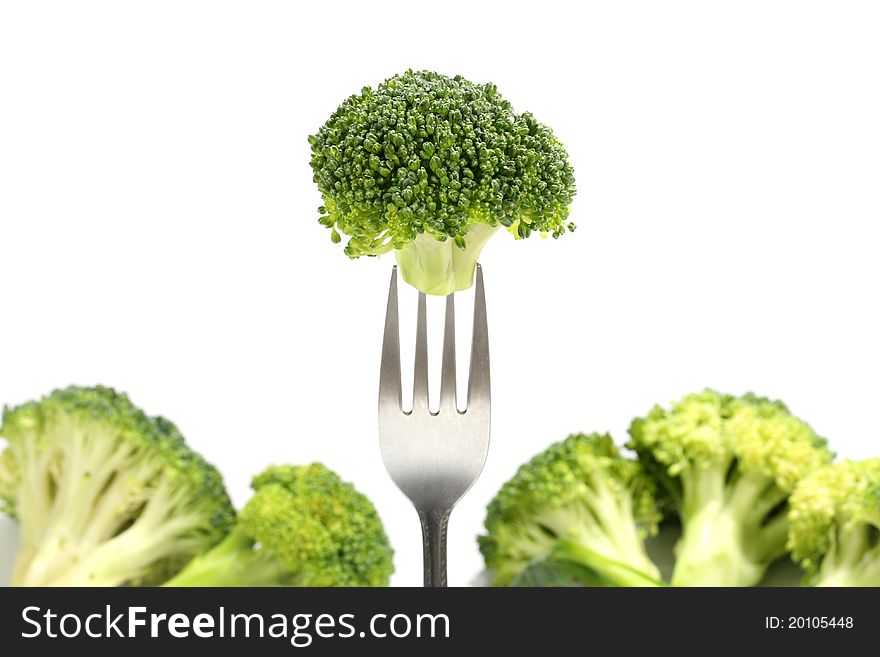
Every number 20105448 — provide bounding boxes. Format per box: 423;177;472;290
765;616;854;630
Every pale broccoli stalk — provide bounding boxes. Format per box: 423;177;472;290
393;224;499;295
478;433;663;587
628;390;832;586
165;464;395;587
309;70;576;296
788;460;880;587
0;386;234;586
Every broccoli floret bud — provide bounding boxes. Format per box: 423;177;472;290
309;70;576;296
164;463;394;587
628;390;832;586
479;433;663;587
788;459;880;586
0;385;235;586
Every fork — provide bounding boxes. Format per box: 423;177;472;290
378;265;491;587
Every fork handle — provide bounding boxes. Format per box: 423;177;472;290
419;509;450;587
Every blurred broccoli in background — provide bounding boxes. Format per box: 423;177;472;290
788;459;880;586
479;433;663;587
164;463;394;587
628;390;832;586
5;384;871;588
0;385;234;586
309;70;576;296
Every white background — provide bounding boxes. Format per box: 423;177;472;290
1;1;879;587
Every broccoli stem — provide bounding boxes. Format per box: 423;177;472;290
10;546;36;586
9;446;55;581
51;482;210;586
12;475;116;586
12;449;162;586
551;539;665;586
162;530;291;587
672;465;787;586
533;487;661;584
672;502;764;586
581;475;662;580
814;525;880;587
393;224;499;296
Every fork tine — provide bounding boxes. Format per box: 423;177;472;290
379;266;402;410
412;292;429;412
468;265;490;408
439;293;456;413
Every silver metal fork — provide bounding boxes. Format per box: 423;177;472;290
378;265;491;587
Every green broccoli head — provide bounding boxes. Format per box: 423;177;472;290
309;69;576;295
164;463;394;587
0;385;235;586
628;389;832;586
479;433;663;587
788;459;880;586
